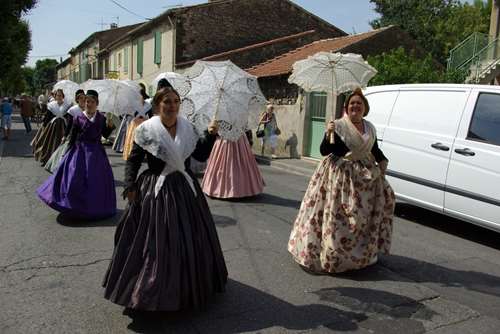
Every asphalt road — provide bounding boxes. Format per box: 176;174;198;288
1;115;500;334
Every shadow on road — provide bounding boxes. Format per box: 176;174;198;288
56;209;124;227
124;279;366;333
235;192;302;209
334;254;500;302
312;286;432;331
395;202;500;250
114;179;126;188
380;254;500;299
212;214;238;227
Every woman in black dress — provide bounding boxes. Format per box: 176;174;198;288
103;87;228;312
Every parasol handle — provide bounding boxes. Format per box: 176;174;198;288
327;118;335;144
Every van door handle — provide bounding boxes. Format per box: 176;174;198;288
431;143;450;151
455;148;475;156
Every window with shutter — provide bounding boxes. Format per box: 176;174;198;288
154;31;162;65
124;47;129;73
137;39;144;75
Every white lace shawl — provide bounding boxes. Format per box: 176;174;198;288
134;115;199;197
334;115;376;161
47;101;70;124
68;105;83;117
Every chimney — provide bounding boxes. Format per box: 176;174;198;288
110;23;118;29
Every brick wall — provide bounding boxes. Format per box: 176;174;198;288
339;27;422;59
174;0;345;64
176;31;326;70
258;75;299;105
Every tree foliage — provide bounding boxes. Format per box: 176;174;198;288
22;66;36;96
0;1;38;95
370;0;491;65
33;58;59;91
367;47;468;86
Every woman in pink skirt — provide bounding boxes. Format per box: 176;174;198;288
202;130;264;199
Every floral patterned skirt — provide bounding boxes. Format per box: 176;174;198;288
288;155;395;274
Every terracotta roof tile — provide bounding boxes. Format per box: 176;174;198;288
246;26;393;78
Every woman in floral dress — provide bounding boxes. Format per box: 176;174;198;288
288;88;395;274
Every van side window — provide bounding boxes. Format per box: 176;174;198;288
468;93;500;146
365;91;398;128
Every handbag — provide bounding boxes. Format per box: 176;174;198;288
256;124;265;138
274;127;281;136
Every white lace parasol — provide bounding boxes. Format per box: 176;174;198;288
53;80;80;105
81;79;142;116
180;60;267;141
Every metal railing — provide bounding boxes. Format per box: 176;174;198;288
467;38;500;83
448;32;490;71
448;32;500;83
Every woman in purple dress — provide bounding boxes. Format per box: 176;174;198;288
37;90;117;220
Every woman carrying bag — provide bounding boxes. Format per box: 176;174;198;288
258;104;280;159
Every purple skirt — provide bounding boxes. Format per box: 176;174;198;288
103;170;228;311
37;141;116;220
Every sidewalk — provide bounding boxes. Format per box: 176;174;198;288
255;155;319;177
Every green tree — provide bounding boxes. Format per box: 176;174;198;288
22;66;36;95
367;47;467;86
0;1;38;94
33;59;59;92
370;0;491;65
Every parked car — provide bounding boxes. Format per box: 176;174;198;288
364;84;500;232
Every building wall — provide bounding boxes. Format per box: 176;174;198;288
176;31;329;71
68;41;100;83
175;0;345;64
56;63;71;81
339;28;421;60
129;23;176;94
490;0;500;38
108;41;133;80
252;98;306;158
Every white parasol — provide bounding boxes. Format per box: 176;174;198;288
53;80;80;104
288;52;377;142
180;60;267;141
151;72;191;97
81;79;142;116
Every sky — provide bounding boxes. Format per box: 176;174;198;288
24;0;380;67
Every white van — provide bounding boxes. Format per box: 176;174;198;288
364;84;500;232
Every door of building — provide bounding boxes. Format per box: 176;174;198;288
306;92;327;159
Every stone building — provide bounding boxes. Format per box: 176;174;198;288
246;26;420;159
100;0;346;95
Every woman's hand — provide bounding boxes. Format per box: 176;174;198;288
127;190;136;203
106;115;114;128
208;120;219;135
326;121;335;133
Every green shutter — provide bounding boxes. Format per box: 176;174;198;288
137;39;144;75
154;31;162;65
148;85;153;97
79;64;85;83
124;47;129;73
